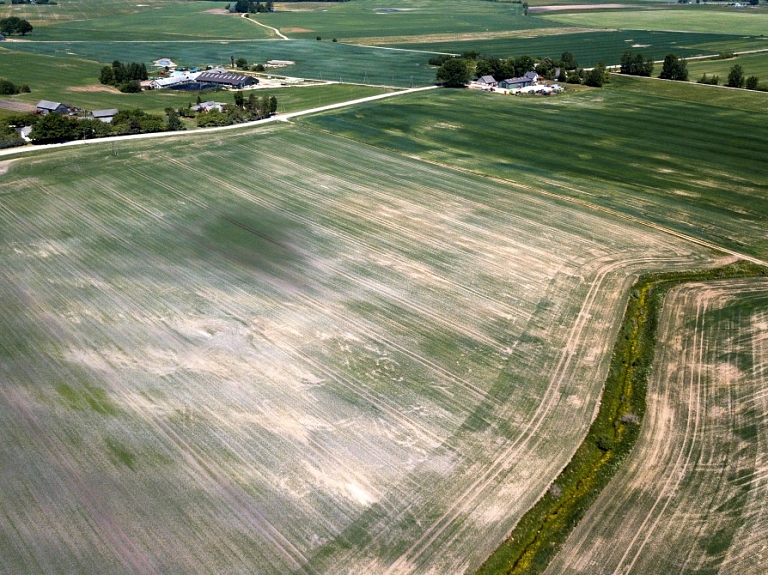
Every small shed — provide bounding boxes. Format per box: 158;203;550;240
92;109;118;123
36;100;69;115
191;101;225;113
477;75;497;87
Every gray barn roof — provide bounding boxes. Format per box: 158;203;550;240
37;100;66;111
196;72;256;86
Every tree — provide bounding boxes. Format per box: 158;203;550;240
269;95;277;114
659;54;688;81
0;17;32;36
29;113;76;144
727;64;745;88
17;19;32;35
99;66;115;86
585;62;606;87
746;75;759;90
235;57;248;69
620;51;653;77
233;91;244;107
436;58;470;87
560;51;578;70
165;107;184;131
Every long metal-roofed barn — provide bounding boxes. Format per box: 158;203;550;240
195;71;258;89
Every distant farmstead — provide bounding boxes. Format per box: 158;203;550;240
36;100;69;115
195;71;257;89
91;109;118;123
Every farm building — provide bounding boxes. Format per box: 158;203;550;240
36;100;69;115
477;75;497;87
499;72;539;90
191;101;226;113
195;71;258;89
149;71;201;90
90;109;118;123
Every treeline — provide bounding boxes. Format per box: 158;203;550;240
0;16;33;36
0;78;30;95
99;61;149;93
10;0;55;4
699;62;766;91
228;0;274;12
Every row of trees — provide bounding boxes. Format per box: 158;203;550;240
0;16;33;36
700;64;762;90
99;61;149;93
0;78;30;95
10;0;55;4
228;0;274;13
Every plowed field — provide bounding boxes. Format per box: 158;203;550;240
0;125;717;574
544;278;768;574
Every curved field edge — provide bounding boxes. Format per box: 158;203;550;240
475;260;768;575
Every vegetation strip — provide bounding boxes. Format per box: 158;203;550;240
476;260;768;575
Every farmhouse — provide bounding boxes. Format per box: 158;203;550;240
195;71;258;89
36;100;69;115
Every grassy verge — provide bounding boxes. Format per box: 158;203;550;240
475;259;768;575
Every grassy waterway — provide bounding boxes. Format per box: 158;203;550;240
476;260;768;575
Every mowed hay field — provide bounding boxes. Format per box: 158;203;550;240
545;278;768;574
0;125;717;574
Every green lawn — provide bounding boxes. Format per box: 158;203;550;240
537;6;768;36
301;78;768;258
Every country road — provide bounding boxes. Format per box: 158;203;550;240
0;85;437;159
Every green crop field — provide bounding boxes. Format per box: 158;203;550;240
2;40;437;87
302;78;768;259
545;278;768;574
263;0;549;41
391;30;743;67
538;7;768;36
687;52;768;84
0;123;717;574
0;0;188;24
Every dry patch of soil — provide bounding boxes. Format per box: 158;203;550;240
349;27;603;46
67;84;121;93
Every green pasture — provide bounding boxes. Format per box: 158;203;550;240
392;30;743;68
263;0;549;40
687;51;768;83
3;40;437;87
23;3;272;41
0;0;187;24
302;80;768;258
537;6;768;36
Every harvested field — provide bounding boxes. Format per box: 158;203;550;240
0;125;717;574
544;278;768;574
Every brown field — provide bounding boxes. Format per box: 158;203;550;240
346;27;599;46
545;278;768;574
0;125;722;574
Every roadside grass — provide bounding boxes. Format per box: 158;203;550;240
476;261;768;575
537;7;768;36
3;40;437;87
301;80;768;258
686;51;768;83
391;30;743;67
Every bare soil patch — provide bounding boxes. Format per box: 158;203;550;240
282;27;314;33
203;8;231;15
67;84;121;93
350;27;603;46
